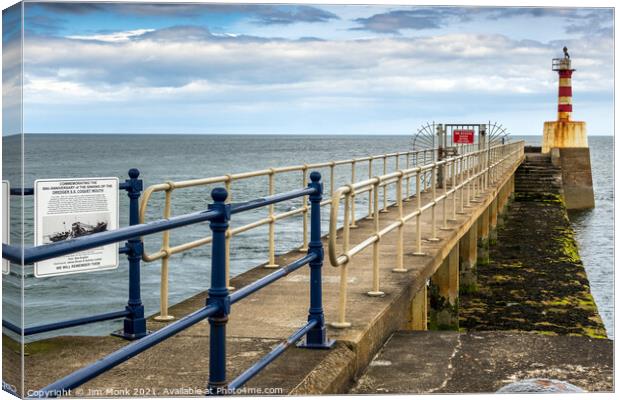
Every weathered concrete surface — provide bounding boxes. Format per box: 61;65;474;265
459;190;606;338
350;331;612;394
552;147;595;210
542;120;588;154
4;156;522;396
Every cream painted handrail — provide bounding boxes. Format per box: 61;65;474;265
327;141;525;327
139;147;438;320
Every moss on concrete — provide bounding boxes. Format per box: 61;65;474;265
459;189;606;339
428;282;459;331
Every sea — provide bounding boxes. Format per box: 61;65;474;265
1;134;614;340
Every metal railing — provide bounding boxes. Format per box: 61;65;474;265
327;141;524;327
3;170;148;339
138;146;482;320
2;172;333;397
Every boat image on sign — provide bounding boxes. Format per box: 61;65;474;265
48;221;108;242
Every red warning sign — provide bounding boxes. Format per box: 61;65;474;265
453;130;474;144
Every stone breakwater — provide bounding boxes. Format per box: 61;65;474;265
459;191;606;338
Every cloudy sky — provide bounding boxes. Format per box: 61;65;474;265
2;1;614;135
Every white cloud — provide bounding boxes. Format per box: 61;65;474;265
18;26;613;134
66;29;156;42
23;30;612;99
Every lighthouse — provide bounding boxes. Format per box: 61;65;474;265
541;47;594;210
542;47;588;153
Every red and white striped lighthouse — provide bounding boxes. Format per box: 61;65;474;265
542;47;588;153
542;47;594;210
554;50;574;121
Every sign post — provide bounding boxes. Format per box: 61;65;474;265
34;177;119;278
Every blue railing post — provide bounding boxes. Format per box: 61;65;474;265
207;188;231;394
113;168;148;340
298;172;335;349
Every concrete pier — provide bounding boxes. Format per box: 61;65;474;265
3;144;609;396
4;150;523;395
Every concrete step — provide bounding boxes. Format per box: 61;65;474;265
516;183;562;188
516;173;561;178
521;162;554;168
518;169;561;174
516;182;562;187
518;168;561;172
515;179;562;183
515;184;562;189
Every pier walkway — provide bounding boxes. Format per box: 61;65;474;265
10;143;525;395
350;331;612;394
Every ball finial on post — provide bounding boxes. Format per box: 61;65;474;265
128;168;140;179
211;187;228;203
310;171;321;183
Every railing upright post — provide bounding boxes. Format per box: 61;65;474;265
114;168;148;340
404;153;411;201
486;146;491;190
429;165;439;241
466;155;472;207
458;157;465;214
413;170;425;256
451;159;457;220
207;188;231;394
366;159;373;219
441;161;450;230
329;162;335;199
154;184;175;321
350;161;358;228
392;174;407;273
300;166;310;251
381;155;388;213
368;179;384;295
422;150;427;191
266;170;278;268
472;152;478;198
225;176;234;290
332;189;352;329
299;172;335;349
328;162;336;234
